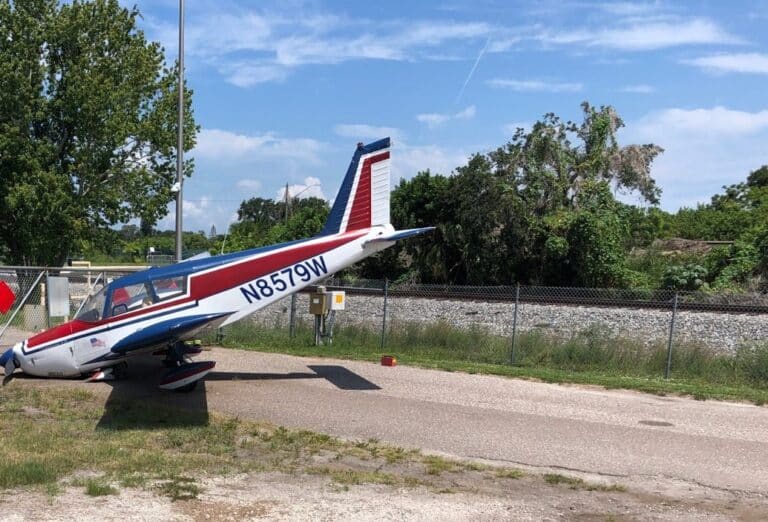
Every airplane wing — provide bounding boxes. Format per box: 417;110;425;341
110;312;231;354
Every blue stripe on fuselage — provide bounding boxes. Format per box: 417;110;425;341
20;302;199;356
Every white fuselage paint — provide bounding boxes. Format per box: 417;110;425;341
12;225;395;378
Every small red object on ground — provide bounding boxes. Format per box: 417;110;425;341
381;355;397;367
0;281;15;314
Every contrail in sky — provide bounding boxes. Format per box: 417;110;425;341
456;37;491;104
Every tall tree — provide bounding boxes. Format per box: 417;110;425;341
389;103;663;286
0;0;196;266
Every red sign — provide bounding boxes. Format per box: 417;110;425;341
0;281;15;314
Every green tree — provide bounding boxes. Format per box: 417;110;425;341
224;197;330;252
389;170;457;282
237;197;281;228
0;0;196;266
385;104;663;286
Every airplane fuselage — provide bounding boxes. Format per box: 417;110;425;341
10;225;395;378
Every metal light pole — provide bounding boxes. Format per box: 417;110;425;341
174;0;185;263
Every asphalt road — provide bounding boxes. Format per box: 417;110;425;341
10;342;768;496
175;348;768;495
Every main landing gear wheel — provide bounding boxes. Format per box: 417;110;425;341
158;341;214;392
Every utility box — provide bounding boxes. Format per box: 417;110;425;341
46;276;70;318
309;292;328;315
329;291;346;311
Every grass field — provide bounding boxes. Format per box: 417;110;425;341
209;320;768;404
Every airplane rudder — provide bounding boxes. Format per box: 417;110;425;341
320;137;391;236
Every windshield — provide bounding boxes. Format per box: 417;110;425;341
76;286;107;322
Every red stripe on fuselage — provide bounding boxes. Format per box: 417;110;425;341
25;232;366;349
191;232;365;299
26;321;81;348
346;152;389;232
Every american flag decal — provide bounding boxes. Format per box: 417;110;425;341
90;338;106;348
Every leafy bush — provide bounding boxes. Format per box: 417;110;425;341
712;242;759;290
661;264;708;291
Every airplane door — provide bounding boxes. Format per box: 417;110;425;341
73;336;109;366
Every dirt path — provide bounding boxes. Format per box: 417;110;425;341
2;468;766;521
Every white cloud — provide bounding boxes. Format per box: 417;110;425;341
487;78;583;92
276;176;326;200
194;129;324;164
487;36;522;53
539;18;739;51
416;113;450;127
620;84;655;94
636;107;768;137
625;106;768;211
454;105;476;119
391;144;470;181
416;105;476;128
684;53;768;75
161;10;493;87
223;63;288;87
157;197;238;234
333;124;403;142
236;179;262;192
597;2;663;17
183;196;210;218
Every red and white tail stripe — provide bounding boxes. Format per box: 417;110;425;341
320;138;391;236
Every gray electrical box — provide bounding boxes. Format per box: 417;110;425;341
46;276;70;317
309;293;328;315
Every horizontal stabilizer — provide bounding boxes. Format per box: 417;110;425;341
363;227;435;246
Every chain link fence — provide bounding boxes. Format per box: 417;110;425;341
3;268;768;380
245;277;768;379
0;267;137;344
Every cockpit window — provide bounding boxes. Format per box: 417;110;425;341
76;286;107;322
109;283;153;317
152;276;186;301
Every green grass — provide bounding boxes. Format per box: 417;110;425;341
544;473;626;492
0;385;529;497
0;460;57;488
208;320;768;404
84;478;119;497
156;476;201;501
422;455;459;475
495;468;524;479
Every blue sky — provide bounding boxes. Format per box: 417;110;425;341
123;0;768;233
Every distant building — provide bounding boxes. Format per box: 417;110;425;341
209;224;217;238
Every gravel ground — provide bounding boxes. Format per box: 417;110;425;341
2;470;763;521
250;293;768;353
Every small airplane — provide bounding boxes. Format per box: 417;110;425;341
0;137;432;391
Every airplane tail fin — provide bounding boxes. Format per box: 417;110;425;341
320;137;391;236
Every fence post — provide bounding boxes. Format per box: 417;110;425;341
510;282;520;364
289;293;297;338
665;292;679;379
380;278;389;350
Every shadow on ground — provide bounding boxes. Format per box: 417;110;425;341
94;358;380;430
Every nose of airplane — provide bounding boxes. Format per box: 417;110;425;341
1;347;17;377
